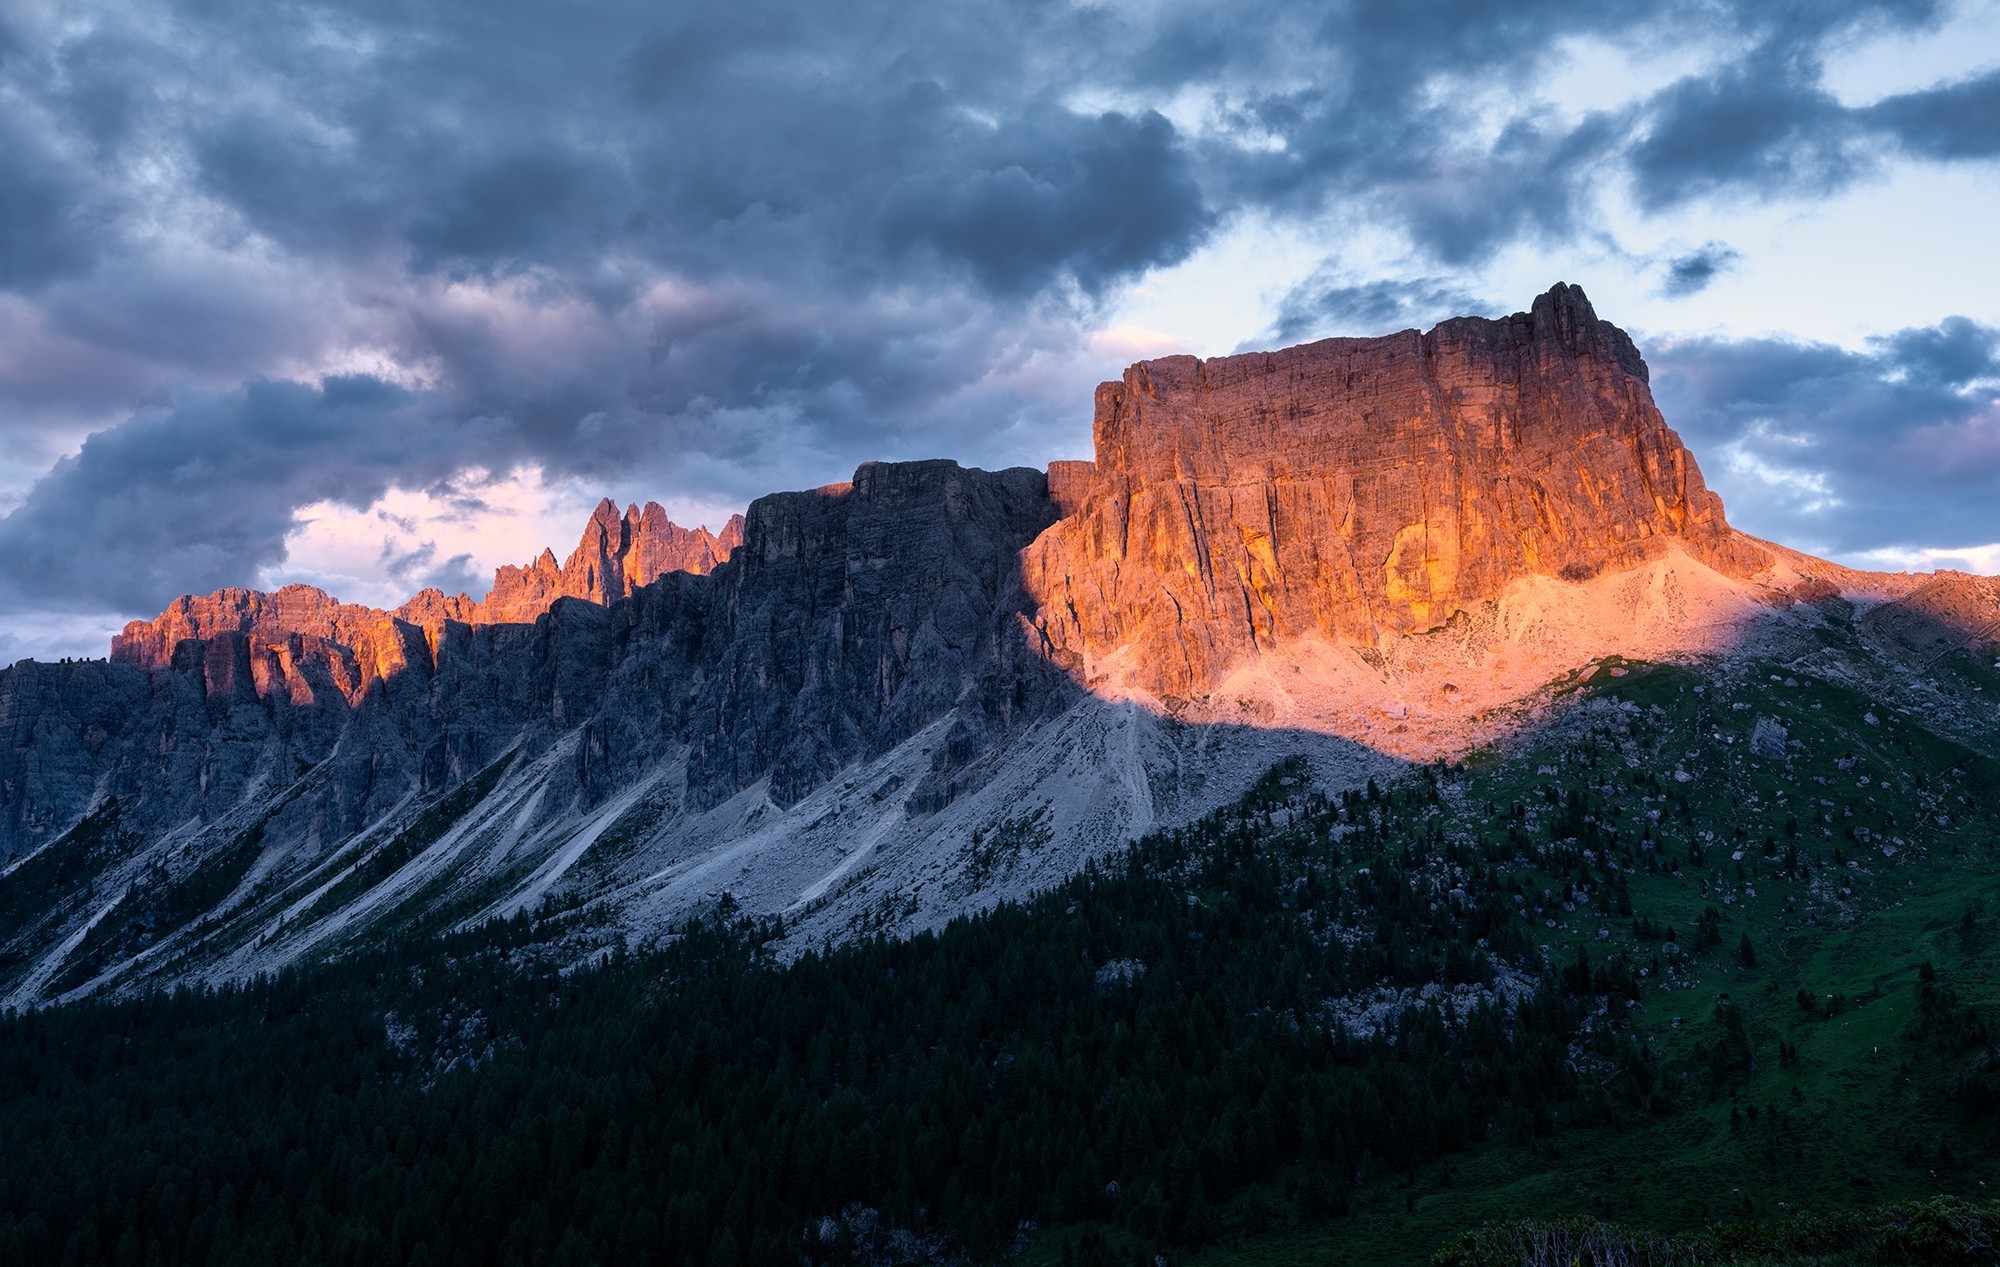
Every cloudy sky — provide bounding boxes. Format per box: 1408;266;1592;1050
2;0;1997;659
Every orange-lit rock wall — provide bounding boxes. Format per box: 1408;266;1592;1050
1022;284;1770;698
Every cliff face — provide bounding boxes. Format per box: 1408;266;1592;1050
1021;283;1768;698
688;461;1067;809
475;500;745;623
109;502;746;684
107;585;435;707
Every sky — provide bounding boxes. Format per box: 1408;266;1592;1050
0;0;1997;660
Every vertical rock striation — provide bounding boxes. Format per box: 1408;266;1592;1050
1021;283;1769;698
688;461;1068;809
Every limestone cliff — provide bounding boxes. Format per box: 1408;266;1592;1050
1022;283;1771;699
687;460;1066;809
110;502;745;682
107;585;433;708
474;500;745;623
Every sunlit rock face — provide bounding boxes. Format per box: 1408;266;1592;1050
108;585;435;708
1023;284;1769;701
110;502;747;686
474;500;746;624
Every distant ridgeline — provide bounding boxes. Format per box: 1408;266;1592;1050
1;658;1997;1266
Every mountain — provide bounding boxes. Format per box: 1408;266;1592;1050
1025;282;1762;694
439;499;744;625
1;284;1995;1007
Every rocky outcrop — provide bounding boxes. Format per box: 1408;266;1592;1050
109;585;433;707
474;500;744;623
1860;571;2000;666
1022;283;1771;699
110;502;746;683
688;461;1068;808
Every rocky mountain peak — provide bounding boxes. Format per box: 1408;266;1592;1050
111;501;746;677
1022;283;1769;700
444;499;744;623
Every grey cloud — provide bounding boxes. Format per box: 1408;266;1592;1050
0;116;99;290
407;149;630;277
1262;274;1495;346
875;110;1212;297
4;0;1971;313
1386;116;1620;266
1867;67;2000;160
1650;318;2000;555
42;0;1944;306
1628;50;1867;211
174;4;1184;299
379;538;483;598
1876;316;2000;387
1661;243;1742;297
0;376;464;613
1;0;1997;633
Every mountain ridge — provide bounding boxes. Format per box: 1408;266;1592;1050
108;501;747;679
1;283;1994;1005
99;284;1935;704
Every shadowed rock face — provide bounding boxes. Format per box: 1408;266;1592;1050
687;460;1069;810
1023;283;1769;698
2;463;1062;864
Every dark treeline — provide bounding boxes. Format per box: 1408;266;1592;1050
0;761;1662;1267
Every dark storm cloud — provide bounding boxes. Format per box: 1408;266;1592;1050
1866;67;2000;160
1627;50;1866;212
1649;318;2000;555
875;110;1212;296
0;0;1997;631
169;2;1191;299
0;116;100;290
0;376;455;612
1262;274;1496;346
1660;243;1742;297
